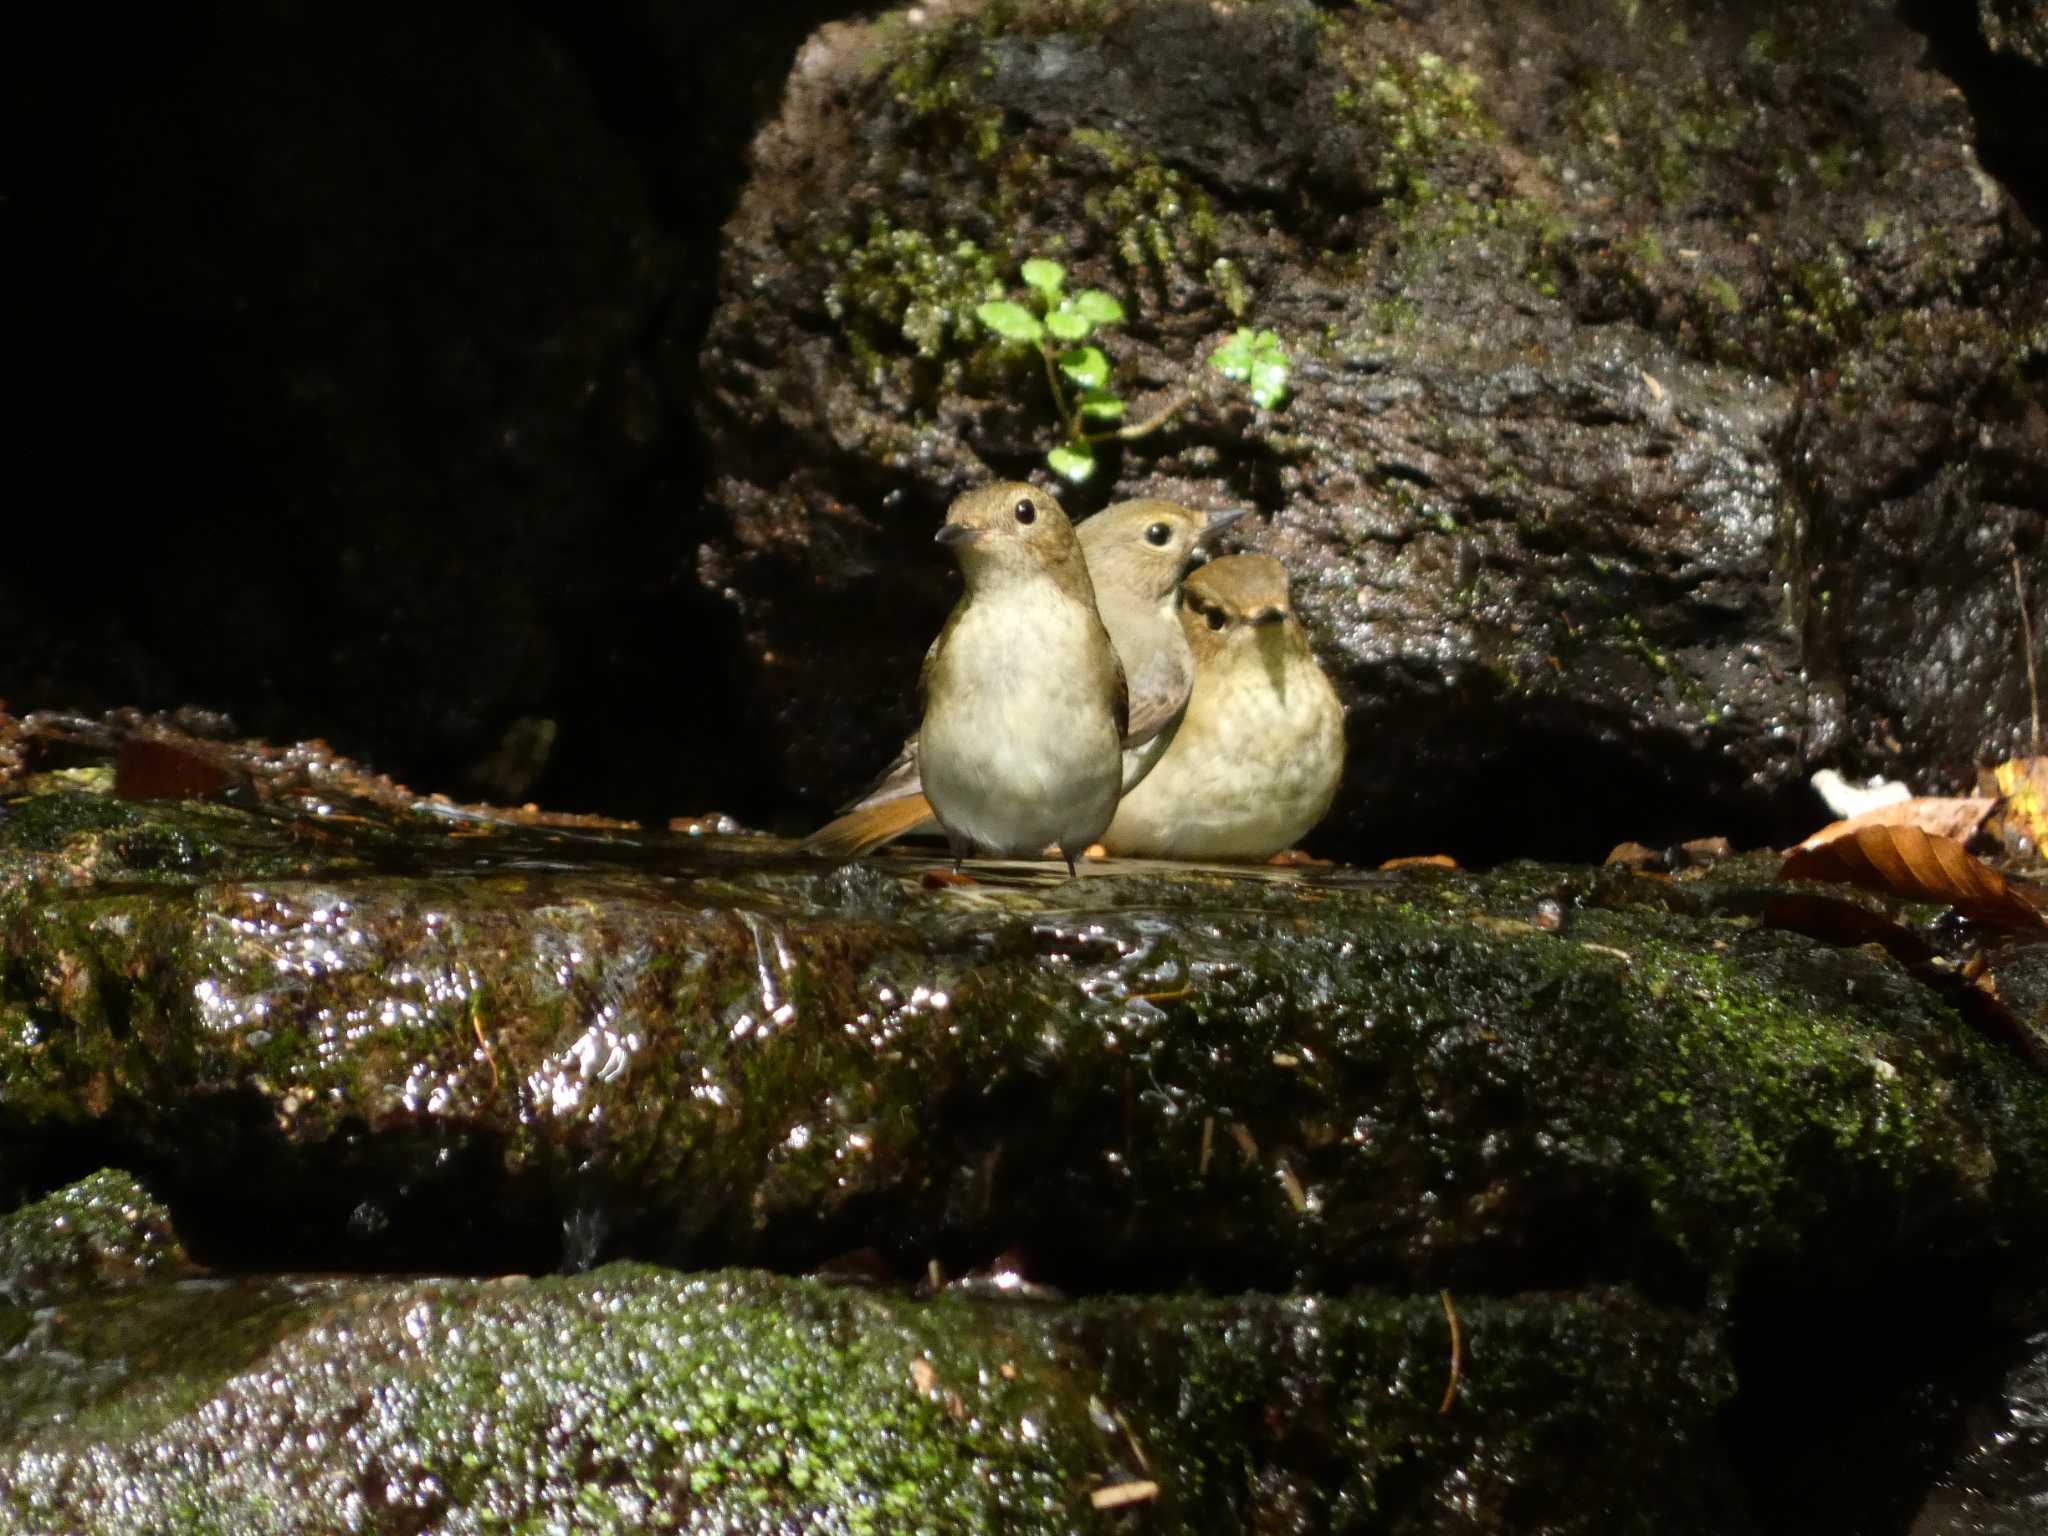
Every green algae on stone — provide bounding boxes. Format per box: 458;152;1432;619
0;1264;1740;1536
820;218;1006;399
4;783;2046;1303
1325;36;1495;208
0;1170;188;1305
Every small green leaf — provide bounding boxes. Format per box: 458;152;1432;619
1247;330;1291;408
1045;306;1094;341
1020;258;1065;296
1247;359;1290;409
1047;441;1097;481
976;301;1045;343
1078;388;1125;421
1058;345;1109;389
1208;327;1257;380
1211;327;1289;408
1072;289;1125;325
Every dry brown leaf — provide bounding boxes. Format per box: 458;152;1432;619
1762;894;1936;965
1267;848;1335;866
1603;841;1662;871
113;737;237;802
1765;898;2047;1073
1778;824;2046;932
1993;757;2048;848
1380;854;1460;871
1795;796;1997;853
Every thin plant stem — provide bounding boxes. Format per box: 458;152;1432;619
1088;387;1193;444
1038;342;1081;441
2014;547;2041;756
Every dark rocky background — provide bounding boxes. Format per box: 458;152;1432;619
6;0;2045;862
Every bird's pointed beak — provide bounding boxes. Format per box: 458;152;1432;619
934;523;982;547
1198;509;1247;544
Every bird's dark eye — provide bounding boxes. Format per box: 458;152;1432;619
1145;522;1171;547
1206;608;1226;631
1014;499;1036;525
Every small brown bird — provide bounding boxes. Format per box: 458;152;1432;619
907;483;1126;873
1100;554;1344;861
805;499;1240;857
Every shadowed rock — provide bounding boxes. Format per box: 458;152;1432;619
698;0;2047;860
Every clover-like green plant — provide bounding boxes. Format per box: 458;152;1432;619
975;258;1291;482
1208;326;1291;410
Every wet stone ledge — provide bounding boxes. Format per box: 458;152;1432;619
2;747;2047;1530
2;772;2044;1297
0;1245;1735;1536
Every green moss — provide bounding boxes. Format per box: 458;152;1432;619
820;218;1005;400
1;1266;1739;1534
882;14;1001;153
1327;41;1493;209
1;782;147;855
1069;131;1220;284
6;786;2046;1301
0;1170;188;1304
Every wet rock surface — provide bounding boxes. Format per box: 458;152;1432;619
0;1169;188;1306
0;1256;1734;1536
1977;0;2048;67
1910;1326;2048;1535
3;718;2046;1531
699;0;2046;860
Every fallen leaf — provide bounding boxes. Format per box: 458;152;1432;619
113;737;236;802
909;1358;937;1395
1778;824;2045;932
1603;841;1661;871
1381;854;1459;871
1765;893;2044;1070
1993;757;2048;848
1762;894;1936;965
1795;796;1997;852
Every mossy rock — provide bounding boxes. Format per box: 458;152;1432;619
0;1259;1740;1534
0;1168;187;1305
4;778;2044;1308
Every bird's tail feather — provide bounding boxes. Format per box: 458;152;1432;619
801;795;940;858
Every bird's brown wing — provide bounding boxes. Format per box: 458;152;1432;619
840;740;921;813
1120;644;1190;748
